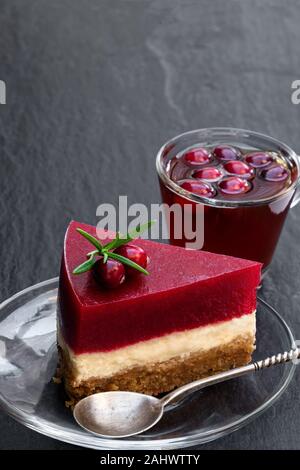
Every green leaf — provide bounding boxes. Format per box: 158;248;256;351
86;249;99;258
73;221;155;277
127;220;156;240
107;252;149;275
73;251;97;275
76;228;103;251
104;220;155;251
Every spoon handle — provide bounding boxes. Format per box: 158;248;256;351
161;347;299;407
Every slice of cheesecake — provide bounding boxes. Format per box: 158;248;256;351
57;221;261;403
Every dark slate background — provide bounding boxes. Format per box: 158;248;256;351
0;0;300;450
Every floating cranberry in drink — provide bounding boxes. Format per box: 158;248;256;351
193;167;222;181
213;145;240;161
261;165;289;182
183;147;211;166
223;161;254;179
167;143;293;203
245;152;273;168
157;129;300;274
180;180;215;197
219;177;251;195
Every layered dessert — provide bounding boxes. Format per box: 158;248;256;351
57;221;261;404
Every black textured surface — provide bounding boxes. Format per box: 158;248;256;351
0;0;300;450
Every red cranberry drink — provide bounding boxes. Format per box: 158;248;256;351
156;128;300;274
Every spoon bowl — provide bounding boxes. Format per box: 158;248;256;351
73;391;163;438
73;347;299;438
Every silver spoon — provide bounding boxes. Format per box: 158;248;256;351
73;347;299;438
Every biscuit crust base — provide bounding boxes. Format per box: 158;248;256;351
57;334;254;405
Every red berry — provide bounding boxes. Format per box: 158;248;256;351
193;167;222;181
213;145;240;161
94;259;125;288
245;152;273;168
180;180;215;197
115;244;148;276
261;165;289;182
183;147;211;166
219;177;251;195
223;160;254;179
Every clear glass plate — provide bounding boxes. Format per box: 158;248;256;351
0;278;296;449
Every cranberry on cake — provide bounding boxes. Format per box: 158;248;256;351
57;221;261;403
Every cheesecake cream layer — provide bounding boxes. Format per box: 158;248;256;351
58;312;255;383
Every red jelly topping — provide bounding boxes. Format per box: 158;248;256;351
59;221;261;354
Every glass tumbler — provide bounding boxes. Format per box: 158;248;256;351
156;128;300;275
